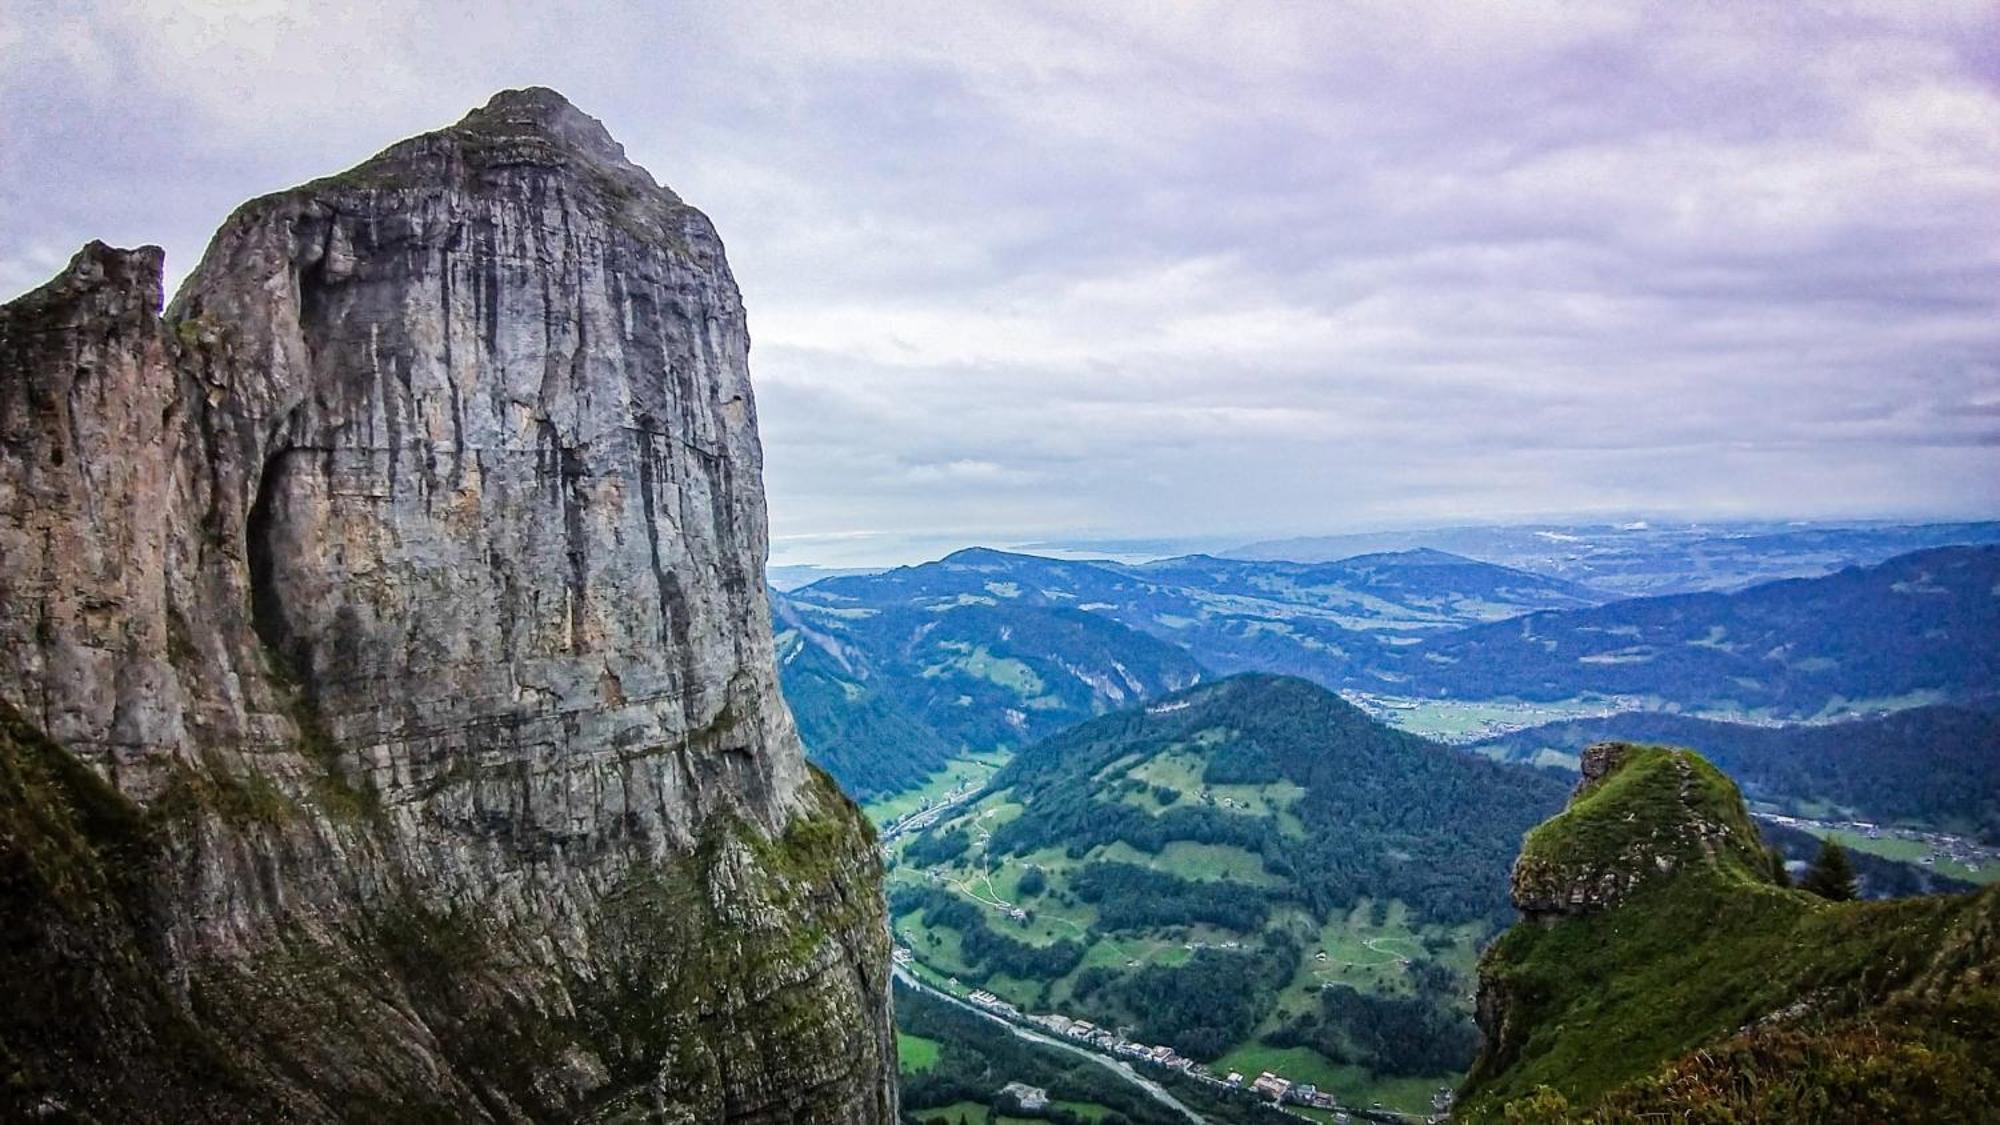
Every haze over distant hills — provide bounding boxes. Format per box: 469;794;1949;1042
768;564;888;591
1225;519;2000;597
779;539;2000;808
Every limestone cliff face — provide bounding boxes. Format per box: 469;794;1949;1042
0;88;894;1122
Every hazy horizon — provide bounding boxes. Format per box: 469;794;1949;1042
7;2;1997;567
767;513;2000;570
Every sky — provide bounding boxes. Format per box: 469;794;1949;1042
4;1;1997;566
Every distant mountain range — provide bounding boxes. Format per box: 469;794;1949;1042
776;545;1612;797
1467;704;2000;840
795;545;1604;631
1227;519;2000;597
781;543;2000;803
1366;545;2000;717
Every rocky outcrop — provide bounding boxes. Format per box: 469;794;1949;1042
0;88;894;1122
1508;741;1767;919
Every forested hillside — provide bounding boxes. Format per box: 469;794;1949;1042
775;589;1204;802
885;675;1568;1114
988;675;1568;924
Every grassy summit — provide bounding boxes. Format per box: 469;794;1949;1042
1509;744;1771;918
1460;742;2000;1123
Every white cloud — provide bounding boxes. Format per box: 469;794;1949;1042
4;1;1997;566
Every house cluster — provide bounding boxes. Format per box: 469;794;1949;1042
964;987;1364;1114
1229;1070;1343;1113
1029;1013;1195;1073
935;955;1447;1121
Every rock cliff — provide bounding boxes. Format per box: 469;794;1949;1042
0;88;895;1122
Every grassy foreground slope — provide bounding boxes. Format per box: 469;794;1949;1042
1459;742;2000;1123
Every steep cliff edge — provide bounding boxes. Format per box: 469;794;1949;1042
1459;742;1999;1123
0;89;895;1122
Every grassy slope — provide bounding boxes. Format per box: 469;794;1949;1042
1459;744;2000;1123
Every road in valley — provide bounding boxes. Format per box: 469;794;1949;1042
891;963;1208;1124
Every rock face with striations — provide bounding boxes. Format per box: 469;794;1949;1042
0;88;895;1122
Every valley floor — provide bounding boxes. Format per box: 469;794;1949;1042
885;781;1471;1118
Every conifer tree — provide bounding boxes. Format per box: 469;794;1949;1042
1765;845;1791;887
1799;838;1859;901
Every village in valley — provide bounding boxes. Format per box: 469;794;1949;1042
896;946;1457;1123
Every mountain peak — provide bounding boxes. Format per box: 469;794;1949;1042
255;86;683;215
939;546;1037;567
449;86;640;170
3;89;893;1118
1338;547;1470;567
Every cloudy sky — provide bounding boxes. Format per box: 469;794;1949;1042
5;2;1997;565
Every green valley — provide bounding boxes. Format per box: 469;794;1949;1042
783;544;2000;828
883;675;1568;1116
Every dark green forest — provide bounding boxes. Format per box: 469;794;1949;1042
989;674;1570;926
